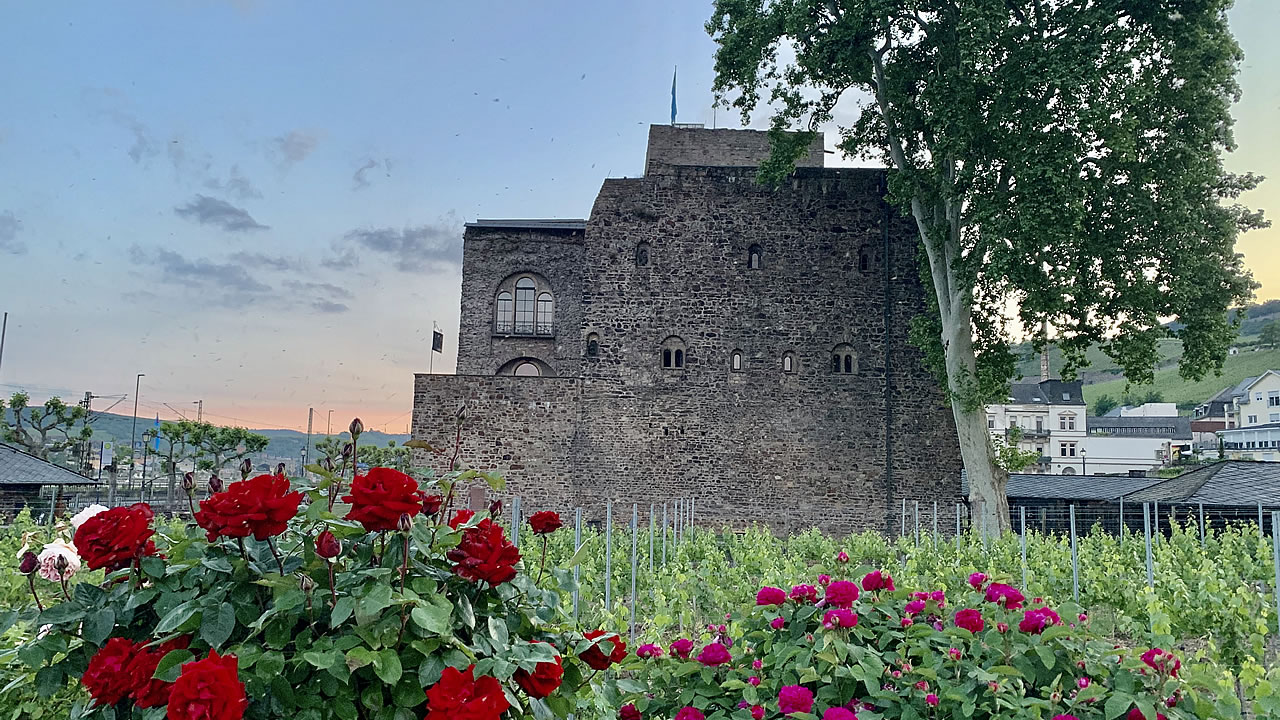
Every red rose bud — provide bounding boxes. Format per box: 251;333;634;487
239;458;253;478
349;418;364;438
208;474;224;494
275;463;286;477
529;510;563;535
182;471;196;491
421;494;444;516
19;551;38;575
489;499;503;517
397;513;413;533
315;530;341;559
321;457;335;472
341;443;353;459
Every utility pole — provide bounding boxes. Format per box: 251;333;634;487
304;407;314;473
0;311;7;381
194;399;203;422
130;373;145;486
327;409;333;436
79;392;97;477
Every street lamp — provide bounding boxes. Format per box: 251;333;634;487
129;373;145;494
327;409;334;436
1080;447;1088;476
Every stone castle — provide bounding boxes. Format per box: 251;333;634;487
411;125;961;534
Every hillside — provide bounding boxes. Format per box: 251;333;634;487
1081;346;1280;410
3;408;408;460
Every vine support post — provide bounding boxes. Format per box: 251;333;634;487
932;501;938;548
1143;503;1154;589
510;495;521;549
649;503;655;574
1069;504;1079;603
1199;502;1205;547
913;500;920;546
572;507;582;620
900;498;907;541
1271;511;1280;635
1019;506;1027;591
605;500;613;613
1260;502;1266;542
954;504;961;553
629;503;638;645
662;502;668;567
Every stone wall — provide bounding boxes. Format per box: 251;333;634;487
414;126;962;536
644;125;824;176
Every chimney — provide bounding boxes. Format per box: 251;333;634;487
1128;469;1146;478
1039;320;1051;382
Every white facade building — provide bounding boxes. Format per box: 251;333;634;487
986;379;1087;475
1085;408;1192;475
1219;370;1280;462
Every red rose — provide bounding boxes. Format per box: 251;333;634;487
421;493;444;516
426;665;510;720
449;509;475;529
74;503;156;571
167;650;246;720
195;474;302;542
513;642;563;698
127;636;191;708
619;704;642;720
343;467;422;532
314;530;341;559
82;637;141;705
529;510;562;535
580;630;627;670
446;518;520;585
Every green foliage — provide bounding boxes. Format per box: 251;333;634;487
1083;346;1280;409
1259;320;1280;350
1;392;90;461
990;427;1044;473
1123;388;1166;408
1092;394;1120;417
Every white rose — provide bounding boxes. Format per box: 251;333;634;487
37;540;81;582
70;504;109;531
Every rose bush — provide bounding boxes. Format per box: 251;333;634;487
6;441;610;720
616;566;1241;720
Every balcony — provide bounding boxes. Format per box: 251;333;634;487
493;320;554;338
1006;426;1050;440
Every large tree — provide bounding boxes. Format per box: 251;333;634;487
0;392;91;461
708;0;1264;531
187;422;269;475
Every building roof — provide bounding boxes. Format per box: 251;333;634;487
1005;379;1086;406
0;443;94;486
961;471;1160;501
1086;415;1193;440
1220;421;1280;434
465;219;587;231
1123;461;1280;505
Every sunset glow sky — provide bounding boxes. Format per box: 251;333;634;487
1;1;1276;431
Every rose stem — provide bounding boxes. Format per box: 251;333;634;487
536;535;549;585
400;534;410;594
26;576;43;612
328;563;337;609
267;537;286;575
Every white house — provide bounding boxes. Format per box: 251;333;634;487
1219;370;1280;462
1085;411;1193;475
987;379;1087;475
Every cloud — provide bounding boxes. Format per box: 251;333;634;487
320;245;359;271
284;280;353;300
131;246;270;296
205;165;262;200
312;300;350;314
174;195;268;232
229;251;297;271
333;221;462;273
270;130;320;170
0;211;26;255
352;159;378;190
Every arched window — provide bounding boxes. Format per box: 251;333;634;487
831;344;857;375
498;357;550;377
635;242;650;267
782;352;795;373
748;244;762;269
536;293;554;334
586;332;600;357
1060;467;1076;475
514;362;541;377
731;350;743;371
858;248;871;273
514;278;536;334
494;292;513;334
661;336;686;369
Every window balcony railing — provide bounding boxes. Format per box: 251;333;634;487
493;320;554;337
1035;455;1053;465
1007;427;1050;440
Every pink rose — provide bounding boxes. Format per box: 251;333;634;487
675;708;705;720
955;608;984;633
904;599;926;616
756;586;787;606
751;706;765;720
823;580;860;608
636;643;663;659
836;550;849;563
789;584;818;603
997;622;1009;633
968;572;988;588
822;608;857;629
696;643;732;667
1019;606;1061;634
948;648;961;660
926;694;939;707
861;570;895;592
669;638;694;659
749;676;760;686
984;583;1025;610
900;617;913;628
779;686;814;715
770;617;785;630
817;574;832;586
823;709;857;720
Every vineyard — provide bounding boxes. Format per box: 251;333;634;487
2;481;1280;717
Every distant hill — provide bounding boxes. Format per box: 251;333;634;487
3;408;408;461
1081;346;1280;410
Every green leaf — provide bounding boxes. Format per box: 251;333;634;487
82;608;116;645
375;650;403;685
303;651;337;670
155;602;199;634
1034;645;1055;670
332;596;355;626
346;647;377;671
201;603;236;649
0;610;19;636
487;616;509;649
617;678;647;693
140;556;166;578
456;593;475;629
410;603;451;635
358;583;393;622
201;556;233;574
125;588;158;611
154;649;195;682
333;698;358;720
1105;693;1134;720
564;538;592;569
35;666;64;699
38;602;85;626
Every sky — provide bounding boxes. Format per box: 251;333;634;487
1;1;1277;433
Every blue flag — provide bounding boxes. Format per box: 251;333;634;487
153;414;160;450
670;66;677;124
